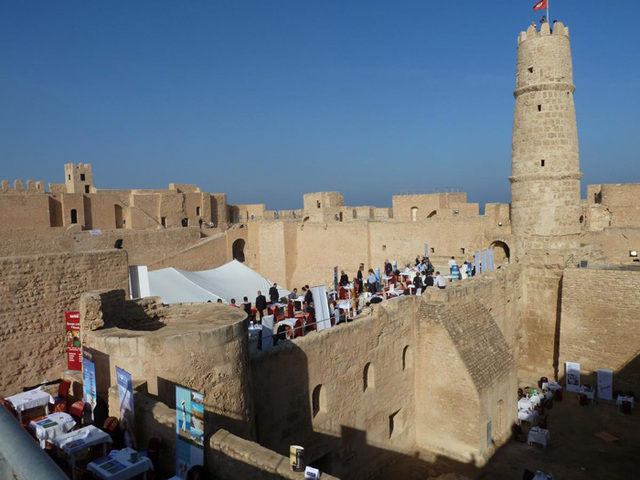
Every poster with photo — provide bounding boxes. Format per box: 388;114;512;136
82;350;97;419
175;386;204;479
116;367;136;448
65;311;82;371
565;361;581;393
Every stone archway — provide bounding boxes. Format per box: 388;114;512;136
490;240;510;265
232;239;245;262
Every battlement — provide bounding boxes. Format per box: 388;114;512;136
518;21;568;44
0;179;47;194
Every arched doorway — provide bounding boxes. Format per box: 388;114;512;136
232;239;245;262
490;241;510;265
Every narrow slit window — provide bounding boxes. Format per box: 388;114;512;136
537;104;542;112
541;159;545;167
528;67;534;73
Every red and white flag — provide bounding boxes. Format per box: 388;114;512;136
533;0;548;11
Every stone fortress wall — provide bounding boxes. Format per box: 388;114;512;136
0;250;129;395
2;18;640;480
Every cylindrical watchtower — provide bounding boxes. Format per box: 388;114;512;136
510;22;581;261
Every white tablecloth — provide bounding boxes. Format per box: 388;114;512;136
54;425;113;480
88;448;153;480
29;412;76;443
518;408;538;424
579;386;595;399
527;427;551;448
6;388;54;412
53;425;112;454
616;395;635;408
542;381;562;392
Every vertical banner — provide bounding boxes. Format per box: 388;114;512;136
82;350;97;420
333;266;338;293
474;251;481;275
261;315;274;351
565;362;581;393
116;367;137;448
175;386;205;479
424;243;429;257
312;286;331;332
597;369;613;400
65;311;82;371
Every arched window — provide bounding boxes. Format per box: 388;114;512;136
363;363;375;392
402;346;413;371
232;239;245;262
490;241;511;265
312;384;326;418
70;209;78;224
114;205;124;229
411;207;418;222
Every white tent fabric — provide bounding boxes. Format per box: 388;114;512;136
147;260;289;304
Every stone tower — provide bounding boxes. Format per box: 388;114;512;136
510;22;582;378
510;21;582;262
64;163;94;194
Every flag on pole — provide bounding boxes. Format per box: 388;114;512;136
533;0;548;11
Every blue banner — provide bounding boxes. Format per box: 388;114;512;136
115;367;136;449
175;386;205;478
82;351;97;420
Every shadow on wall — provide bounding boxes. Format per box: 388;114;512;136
250;342;484;480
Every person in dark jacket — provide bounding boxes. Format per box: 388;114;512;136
255;291;267;322
304;285;313;313
339;270;349;286
269;283;279;303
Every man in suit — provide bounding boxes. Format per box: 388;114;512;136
255;291;267;322
269;283;279;303
339;270;349;286
304;284;313;313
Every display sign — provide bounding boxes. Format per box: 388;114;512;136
116;367;136;448
597;369;613;400
333;266;338;293
65;311;82;371
82;350;97;420
565;362;581;393
175;386;204;478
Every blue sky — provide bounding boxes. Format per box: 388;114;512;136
1;1;638;210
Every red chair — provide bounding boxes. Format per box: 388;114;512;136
54;380;72;412
338;287;348;300
553;389;563;401
287;302;294;318
69;401;86;425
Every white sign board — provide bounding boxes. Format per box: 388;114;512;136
597;369;613;400
565;361;581;393
261;315;274;351
312;286;331;332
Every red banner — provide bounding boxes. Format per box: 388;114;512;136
65;311;82;371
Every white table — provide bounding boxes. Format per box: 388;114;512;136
518;408;538;424
579;385;595;400
616;395;634;408
527;427;551;448
29;412;76;448
53;425;113;480
87;447;153;480
542;381;562;392
6;388;54;423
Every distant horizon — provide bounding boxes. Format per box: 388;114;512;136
2;1;638;212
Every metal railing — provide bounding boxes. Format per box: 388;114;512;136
0;406;68;480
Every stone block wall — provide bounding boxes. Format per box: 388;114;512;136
82;294;255;439
0;250;129;395
559;268;640;391
250;297;416;480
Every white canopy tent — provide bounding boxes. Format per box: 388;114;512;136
146;260;289;304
